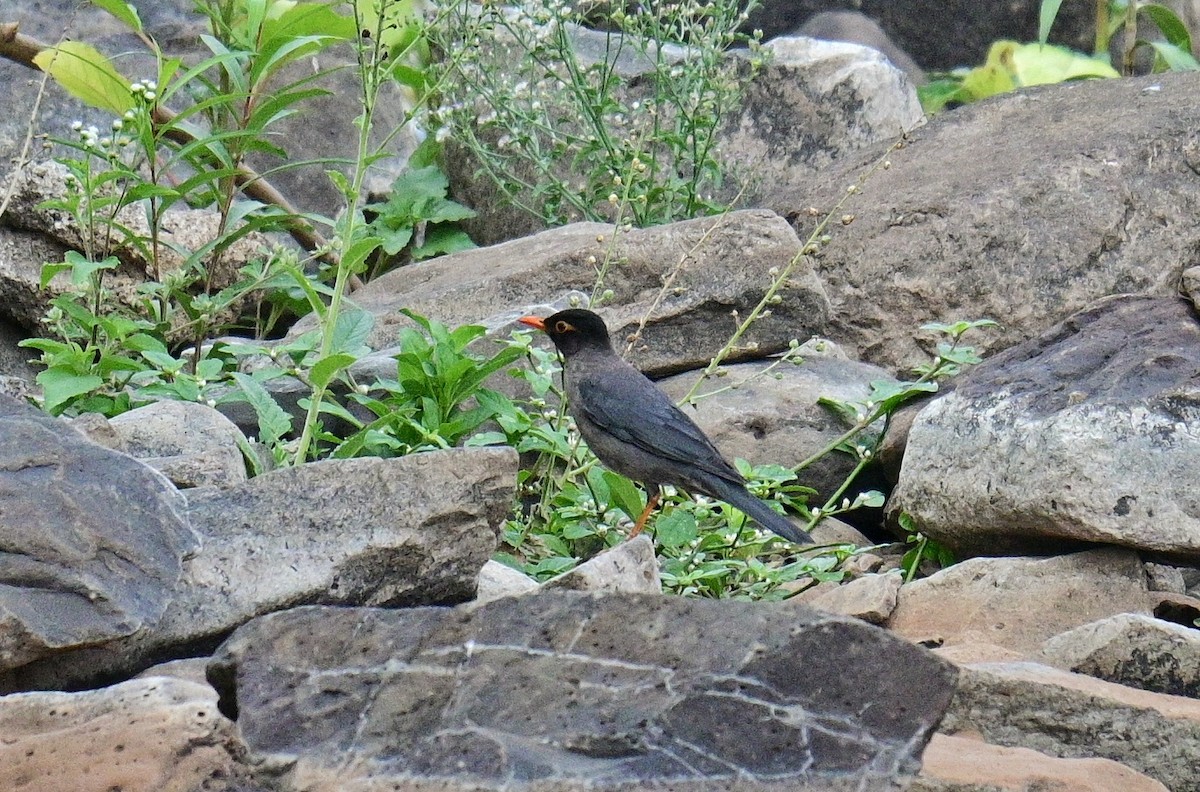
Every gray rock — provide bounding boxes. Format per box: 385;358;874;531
0;676;255;792
657;355;894;500
474;559;540;604
780;72;1200;373
109;400;248;488
0;225;73;331
0;395;198;674
1039;613;1200;699
886;548;1151;655
290;210;832;377
724;34;922;207
543;534;661;594
889;295;1200;559
0;448;515;691
941;661;1200;792
211;592;958;791
796;11;925;83
0;317;37;383
1145;562;1187;594
805;570;901;624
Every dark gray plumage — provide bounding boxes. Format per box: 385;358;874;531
519;309;813;544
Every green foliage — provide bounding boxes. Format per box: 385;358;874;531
921;1;1200;113
362;165;477;277
428;0;766;228
898;512;955;582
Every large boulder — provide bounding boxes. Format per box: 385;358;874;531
210;592;958;791
0;448;516;691
888;295;1200;559
0;395;198;673
780;72;1200;373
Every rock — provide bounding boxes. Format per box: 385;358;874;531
108;400;248;488
0;395;198;674
941;661;1200;792
0;226;73;348
291;210;831;377
68;411;125;450
135;657;212;687
1144;562;1188;594
656;355;895;500
0;316;37;383
914;732;1169;792
543;534;661;594
809;515;876;547
805;570;901;624
1039;613;1200;698
796;11;926;83
782;73;1200;373
886;548;1151;654
0;448;515;691
0;676;254;792
743;0;1099;68
722;34;923;208
474;560;540;604
889;295;1200;559
211;592;958;791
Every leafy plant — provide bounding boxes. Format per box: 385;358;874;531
362;164;477;280
428;0;766;227
921;0;1199;113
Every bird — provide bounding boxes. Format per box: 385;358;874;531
518;308;813;545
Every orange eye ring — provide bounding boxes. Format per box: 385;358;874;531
554;320;572;333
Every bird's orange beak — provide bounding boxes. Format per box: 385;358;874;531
518;315;546;331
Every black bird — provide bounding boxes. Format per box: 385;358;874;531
519;309;813;544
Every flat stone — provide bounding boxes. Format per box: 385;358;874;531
109;400;247;488
475;560;540;604
1039;613;1200;698
0;448;515;691
0;676;253;792
941;661;1200;792
211;592;958;791
914;732;1168;792
886;548;1151;654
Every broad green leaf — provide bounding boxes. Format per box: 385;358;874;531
654;509;698;548
91;0;143;32
330;308;374;356
34;42;133;115
1141;3;1194;51
37;366;102;414
413;226;477;260
602;471;645;525
309;352;356;389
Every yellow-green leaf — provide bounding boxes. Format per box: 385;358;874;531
33;42;133;115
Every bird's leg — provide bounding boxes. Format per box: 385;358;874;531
628;487;661;538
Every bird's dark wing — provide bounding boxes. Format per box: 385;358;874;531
576;374;742;485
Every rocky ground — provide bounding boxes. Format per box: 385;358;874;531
3;1;1200;791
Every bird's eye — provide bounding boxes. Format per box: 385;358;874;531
554;320;573;333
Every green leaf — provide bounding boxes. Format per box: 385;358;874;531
413;226;476;260
603;471;645;524
1147;40;1200;71
330;308;374;356
37;366;103;414
309;353;356;389
1141;3;1194;52
231;372;293;446
1038;0;1064;43
91;0;143;32
654;509;698;548
33;42;133;115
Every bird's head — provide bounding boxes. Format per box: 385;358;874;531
518;308;613;357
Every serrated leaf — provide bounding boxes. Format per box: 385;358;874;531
34;42;133;115
232;372;293;446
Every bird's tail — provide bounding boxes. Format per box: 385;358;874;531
705;476;815;545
